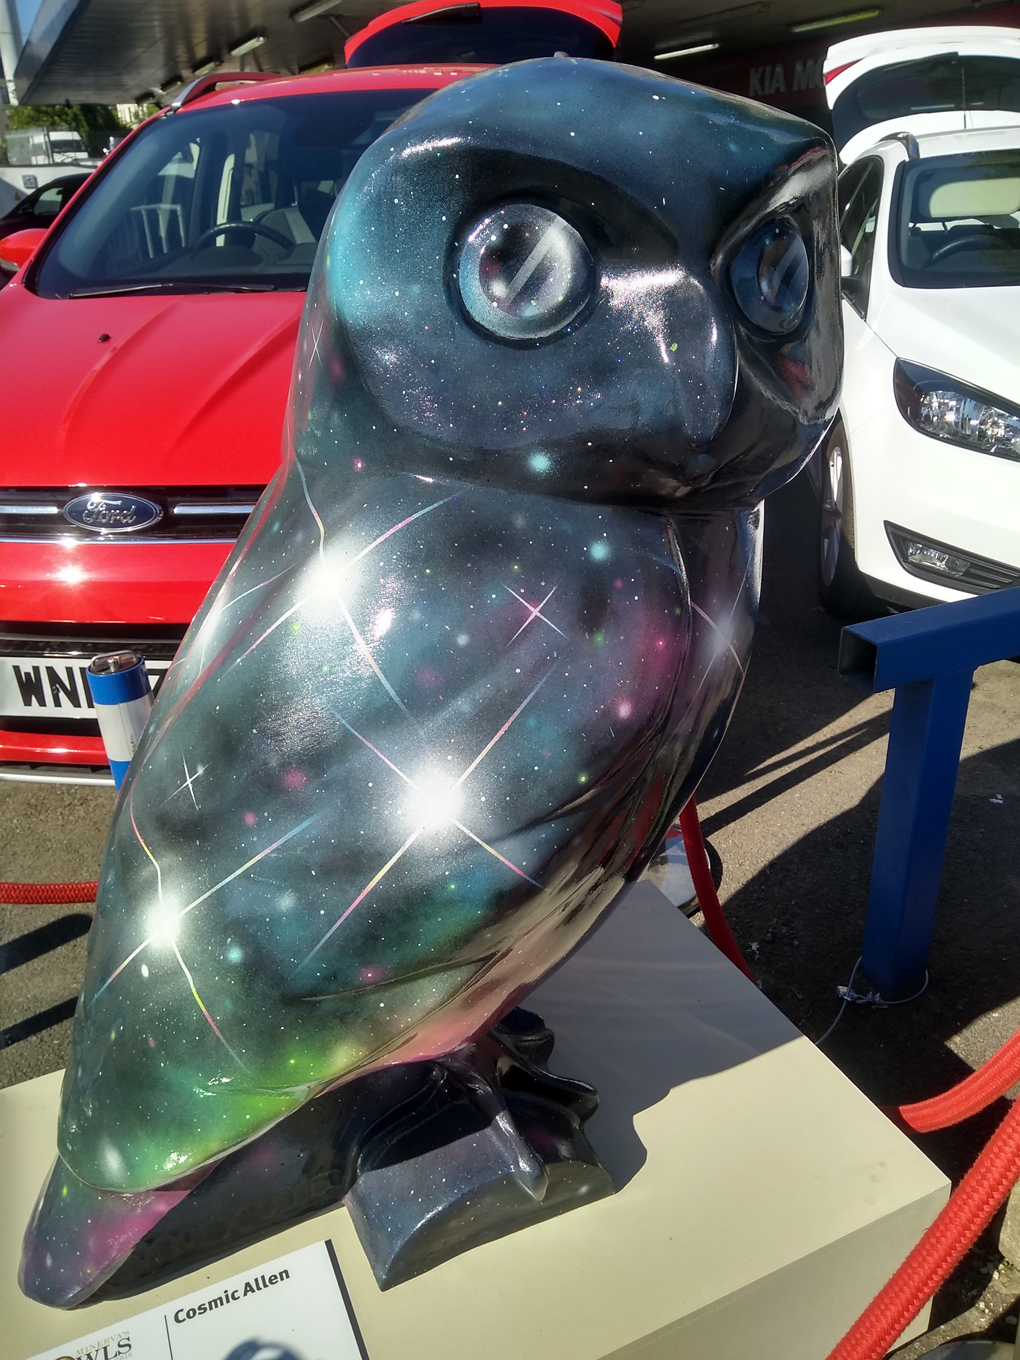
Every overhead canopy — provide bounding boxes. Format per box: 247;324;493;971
10;0;622;104
12;0;349;104
9;0;1018;108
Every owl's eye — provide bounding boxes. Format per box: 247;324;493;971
456;203;596;341
729;217;809;335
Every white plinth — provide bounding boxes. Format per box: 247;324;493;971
1;883;948;1360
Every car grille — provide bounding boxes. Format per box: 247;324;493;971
885;522;1020;595
0;622;187;655
0;486;264;542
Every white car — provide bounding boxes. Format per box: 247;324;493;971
816;28;1020;615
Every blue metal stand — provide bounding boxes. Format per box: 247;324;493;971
840;586;1020;999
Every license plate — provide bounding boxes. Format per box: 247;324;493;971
0;654;171;720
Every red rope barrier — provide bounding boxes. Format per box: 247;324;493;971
827;1094;1020;1360
0;881;97;904
899;1028;1020;1133
826;946;1020;1353
678;798;754;982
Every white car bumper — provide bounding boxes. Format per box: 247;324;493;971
849;397;1020;606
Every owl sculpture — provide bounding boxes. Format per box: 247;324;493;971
23;57;840;1304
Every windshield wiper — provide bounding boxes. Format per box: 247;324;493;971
68;281;279;298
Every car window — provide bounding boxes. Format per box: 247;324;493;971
33;89;436;298
9;186;45;217
832;56;1020;152
34;185;65;214
836;159;867;218
838;157;882;316
891;149;1020;289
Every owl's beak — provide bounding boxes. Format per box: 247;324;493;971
603;263;736;458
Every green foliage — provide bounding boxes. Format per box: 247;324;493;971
7;103;125;135
7;103;127;155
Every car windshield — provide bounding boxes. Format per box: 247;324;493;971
892;150;1020;288
34;89;435;298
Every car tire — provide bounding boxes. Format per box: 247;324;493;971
817;422;882;620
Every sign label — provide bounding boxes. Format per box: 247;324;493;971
30;1240;367;1360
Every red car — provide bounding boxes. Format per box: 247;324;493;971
0;0;623;785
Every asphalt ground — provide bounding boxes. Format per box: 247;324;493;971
2;470;1019;1332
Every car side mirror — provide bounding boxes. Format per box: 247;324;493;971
839;244;854;278
0;227;48;274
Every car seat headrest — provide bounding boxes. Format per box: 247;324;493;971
920;174;1020;220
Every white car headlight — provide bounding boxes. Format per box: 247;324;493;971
894;360;1020;463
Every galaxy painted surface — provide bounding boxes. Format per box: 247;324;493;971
64;479;701;1191
24;56;841;1303
20;1157;200;1308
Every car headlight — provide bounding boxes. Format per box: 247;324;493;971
893;359;1020;463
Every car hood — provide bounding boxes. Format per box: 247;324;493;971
873;285;1020;405
0;286;304;487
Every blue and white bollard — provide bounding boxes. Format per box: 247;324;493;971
85;651;154;791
